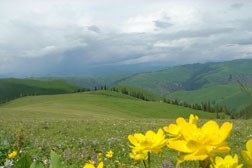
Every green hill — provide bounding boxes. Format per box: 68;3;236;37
116;59;252;95
0;78;82;103
166;83;252;112
0;90;216;120
111;85;163;101
239;103;252;119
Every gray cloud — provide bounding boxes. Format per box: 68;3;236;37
154;21;173;29
230;3;243;9
0;0;252;77
87;26;100;33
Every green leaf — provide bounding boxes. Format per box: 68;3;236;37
14;154;32;168
50;150;65;168
30;161;45;168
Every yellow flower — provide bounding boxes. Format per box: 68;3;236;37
98;158;102;161
163;114;198;138
105;150;114;158
8;151;17;158
128;128;167;154
129;149;148;162
98;153;102;156
115;160;120;164
211;154;243;168
166;115;232;162
241;139;252;168
83;162;103;168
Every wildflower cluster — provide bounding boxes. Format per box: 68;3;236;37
128;114;252;168
128;129;167;162
2;114;252;168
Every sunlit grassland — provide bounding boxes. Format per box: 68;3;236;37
0;119;251;167
0;91;249;167
0;91;216;120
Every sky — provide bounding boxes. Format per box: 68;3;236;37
0;0;252;77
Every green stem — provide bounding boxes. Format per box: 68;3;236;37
143;160;147;168
148;152;151;168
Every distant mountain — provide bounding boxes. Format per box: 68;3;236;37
32;74;134;89
30;64;168;89
112;59;252;112
2;63;167;79
0;78;82;104
116;59;252;95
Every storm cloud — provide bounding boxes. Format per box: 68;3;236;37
0;0;252;77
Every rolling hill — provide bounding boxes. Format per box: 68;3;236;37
0;78;83;103
111;85;163;101
0;90;217;120
116;59;252;95
113;59;252;112
166;83;252;112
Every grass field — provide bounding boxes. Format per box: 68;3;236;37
0;91;216;120
0;91;251;167
0;78;82;104
166;83;252;112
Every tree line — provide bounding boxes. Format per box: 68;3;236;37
95;85;232;119
163;98;233;119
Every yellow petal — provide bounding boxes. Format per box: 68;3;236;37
157;128;164;136
164;124;180;136
241;150;251;164
168;140;192;153
128;135;137;146
186;140;204;151
189;114;198;125
83;164;95;168
246;139;252;156
145;130;155;138
218;122;233;143
176;117;186;125
179;150;208;162
97;162;103;168
201;121;219;135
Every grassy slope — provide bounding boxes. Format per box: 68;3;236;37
117;59;252;95
117;64;203;95
111;85;163;101
166;83;252;112
115;59;252;112
0;90;216;120
195;59;252;88
0;78;81;102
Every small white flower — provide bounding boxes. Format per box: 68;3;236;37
5;160;13;167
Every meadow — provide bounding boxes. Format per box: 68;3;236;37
0;91;251;167
1;118;252;167
166;83;252;112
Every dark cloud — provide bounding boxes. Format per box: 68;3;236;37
154;21;173;29
0;0;252;77
235;39;252;45
230;3;243;9
87;25;100;33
